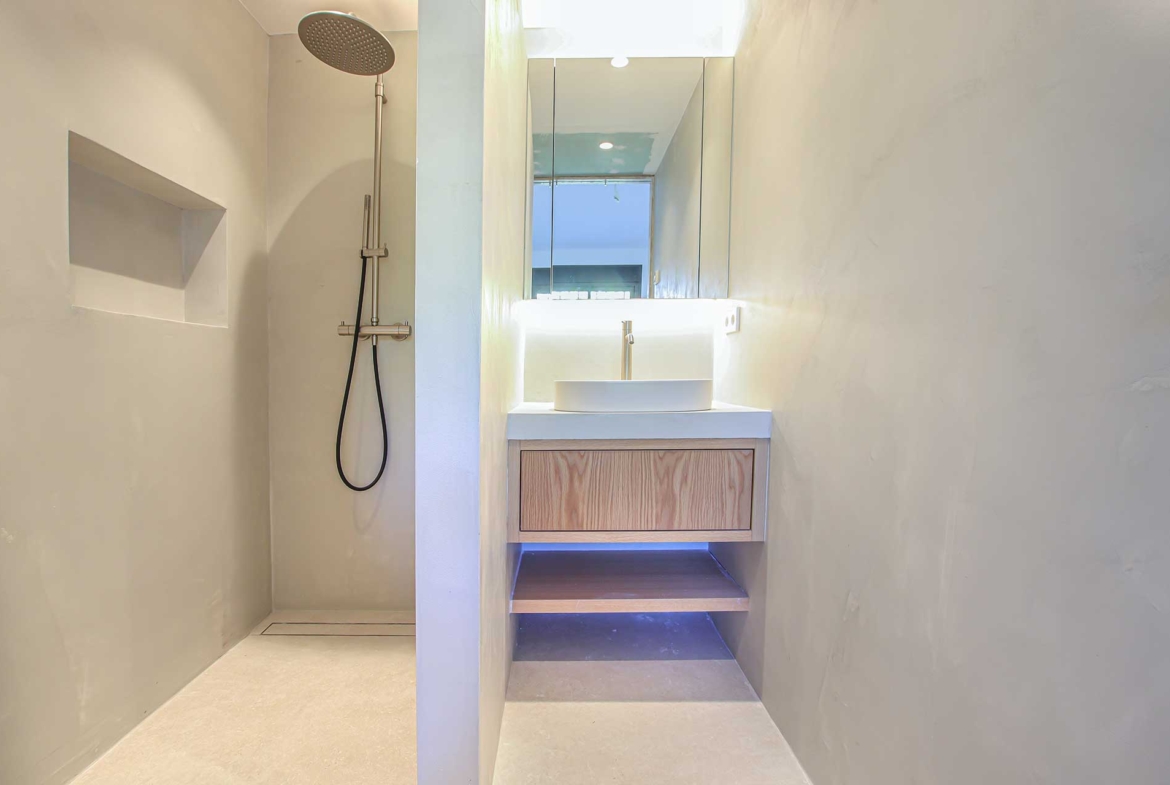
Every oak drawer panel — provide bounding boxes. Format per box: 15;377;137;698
519;449;753;532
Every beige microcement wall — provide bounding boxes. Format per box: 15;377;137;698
711;1;1170;783
415;0;525;781
267;32;417;611
519;299;719;401
0;1;271;784
478;0;527;779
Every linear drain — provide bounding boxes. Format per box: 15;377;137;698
261;622;415;637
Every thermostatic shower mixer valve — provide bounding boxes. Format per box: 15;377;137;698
362;244;388;260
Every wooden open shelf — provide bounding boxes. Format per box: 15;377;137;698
511;550;749;614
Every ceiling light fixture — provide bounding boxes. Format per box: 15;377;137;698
610;56;629;68
599;141;614;150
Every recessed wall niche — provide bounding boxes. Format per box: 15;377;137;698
67;132;228;326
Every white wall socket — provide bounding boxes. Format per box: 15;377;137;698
723;306;741;334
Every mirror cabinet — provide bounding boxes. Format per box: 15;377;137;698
525;57;733;300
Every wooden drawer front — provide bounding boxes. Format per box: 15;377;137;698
520;449;753;532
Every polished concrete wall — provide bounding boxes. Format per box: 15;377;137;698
266;32;417;612
0;1;271;783
712;1;1170;783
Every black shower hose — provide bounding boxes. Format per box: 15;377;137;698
335;256;388;492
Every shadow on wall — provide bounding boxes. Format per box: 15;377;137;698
712;423;820;707
267;158;416;610
227;245;274;631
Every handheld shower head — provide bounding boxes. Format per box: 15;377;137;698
297;11;395;76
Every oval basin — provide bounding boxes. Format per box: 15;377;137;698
553;379;713;413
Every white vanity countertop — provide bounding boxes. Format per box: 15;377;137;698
506;401;772;441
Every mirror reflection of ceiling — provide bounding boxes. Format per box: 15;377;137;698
532;59;703;177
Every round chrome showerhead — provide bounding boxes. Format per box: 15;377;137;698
298;11;395;76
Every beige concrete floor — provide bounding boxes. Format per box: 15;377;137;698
70;612;805;785
493;613;811;785
71;615;416;785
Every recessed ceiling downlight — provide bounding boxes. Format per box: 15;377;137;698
611;56;629;68
599;141;614;150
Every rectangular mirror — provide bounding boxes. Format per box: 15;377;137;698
525;57;733;300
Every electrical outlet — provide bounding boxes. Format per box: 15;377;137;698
723;306;741;334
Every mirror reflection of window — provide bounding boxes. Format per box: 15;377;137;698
526;57;732;300
535;177;651;299
531;180;552;293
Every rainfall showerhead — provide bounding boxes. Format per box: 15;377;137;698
298;11;395;76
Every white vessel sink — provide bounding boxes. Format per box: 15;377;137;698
554;380;713;413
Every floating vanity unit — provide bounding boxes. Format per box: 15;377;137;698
507;403;771;543
506;398;772;613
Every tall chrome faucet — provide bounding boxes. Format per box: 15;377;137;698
620;320;635;380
